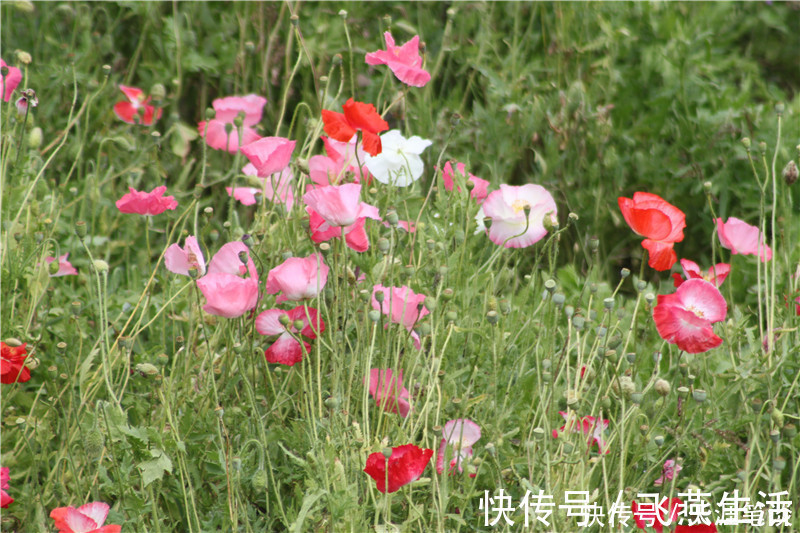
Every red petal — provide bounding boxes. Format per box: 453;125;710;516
361;131;382;156
321;110;356;142
642;239;677;271
342;98;389;134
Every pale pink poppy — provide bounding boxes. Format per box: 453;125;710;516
716;217;772;262
50;501;121;533
372;284;429;349
1;467;12;508
654;459;682;486
238;166;295;211
309;136;372;186
482;184;557;248
441;161;490;204
113;85;162;126
115;186;178;215
303;184;380;228
672;259;730;288
653;278;727;354
552;411;610;454
436;419;481;476
197;94;267;153
256;306;324;366
266;253;329;304
45;254;78;277
0;59;22;102
365;368;411;418
164;236;206;276
365;32;431;87
240;136;295;177
196;242;259;318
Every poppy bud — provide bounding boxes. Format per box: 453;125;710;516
446;311;457;323
377;238;390;254
93;259;109;273
759;141;767;155
441;288;454;301
769;429;780;443
741;137;751;150
644;292;655;306
654;435;665;447
544;279;557;293
374;290;385;303
655;379;670;397
552;293;566;307
636;280;647;292
771;408;785;428
48;259;60;275
783;160;797;185
486;310;499;325
773;456;787;471
75;220;87;239
775;103;785;115
368;310;381;322
83;429;105;458
338;9;347;18
150;83;166;102
424;297;436;311
603;297;614;310
572;315;585;330
676;386;689;399
135;363;159;377
278;314;291;327
28;126;42;149
290;14;299;27
782;423;797;439
292;319;304;331
620;268;630;279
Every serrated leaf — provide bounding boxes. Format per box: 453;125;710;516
139;448;173;487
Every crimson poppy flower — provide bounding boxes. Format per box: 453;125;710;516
552;411;610;454
1;58;22;102
653;278;727;354
50;501;121;533
321;98;389;157
256;306;324;366
672;259;730;288
113;85;162;126
364;444;433;493
1;467;13;508
716;217;772;262
115;186;178;216
618;192;685;271
1;342;30;384
365;32;431;87
365;368;411;417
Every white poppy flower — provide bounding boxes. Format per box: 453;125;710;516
365;130;432;187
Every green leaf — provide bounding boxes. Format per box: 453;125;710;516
139;448;173;487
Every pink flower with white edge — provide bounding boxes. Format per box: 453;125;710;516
672;259;730;288
113;85;162;126
115;186;178;216
266;253;329;304
552;411;610;454
372;285;429;349
232;166;295;211
653;278;727;354
1;59;22;102
1;467;13;508
654;459;682;486
365;368;411;417
45;254;78;277
482;184;557;248
196;242;259;318
164;236;206;276
436;419;481;477
303;183;380;228
50;501;121;533
365;32;431;88
716;217;772;262
441;161;490;204
198;94;266;153
256;306;324;366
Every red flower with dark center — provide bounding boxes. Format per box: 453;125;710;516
618;192;685;271
321;98;389;156
364;444;433;493
1;342;30;384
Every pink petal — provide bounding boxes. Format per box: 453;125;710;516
77;501;110;529
207;242;257;280
199;120;262;153
265;254;329;302
716;217;772;262
196;273;259;318
64;507;100;532
113;101;138;124
442;419;482;447
265;334;307;366
483;184;556;248
240;136;296;177
255;309;287;336
676;278;727;323
212;94;267;125
165;236;206;276
653;300;723;354
226;186;260;206
1;59;22;102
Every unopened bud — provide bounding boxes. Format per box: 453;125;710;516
386;210;399;226
654;379;671;397
135;363;159;377
16;50;32;65
771;408;785;428
783;160;798;185
377;237;390;254
486;310;499;325
28;126;42;149
292;319;304;331
278;314;291;327
150;83;166;101
92;259;109;273
741;137;751;150
424;297;437;311
290;14;299;27
75;221;87;238
368;309;381;322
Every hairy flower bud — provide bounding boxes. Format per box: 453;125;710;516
783;160;798;186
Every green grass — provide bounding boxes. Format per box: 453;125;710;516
2;2;799;531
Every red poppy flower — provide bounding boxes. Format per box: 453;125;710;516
1;342;30;384
321;98;389;157
113;85;162;126
115;186;178;216
618;192;685;271
50;501;121;533
364;444;433;493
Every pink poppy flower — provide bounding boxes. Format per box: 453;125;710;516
552;411;609;454
372;285;429;349
672;259;730;288
365;32;431;88
240;136;296;177
1;467;13;508
308;136;372;185
196;242;259;318
364;444;433;493
164;236;206;276
113;85;162;126
482;184;557;248
1;59;22;102
50;501;121;533
436;419;481;477
266;253;329;304
654;458;682;486
716;217;772;262
115;186;178;216
232;166;295;211
303;183;380;228
308;209;371;252
45;254;78;277
441;161;490;204
618;192;686;271
256;306;324;366
653;278;727;354
198;94;267;153
365;368;411;418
